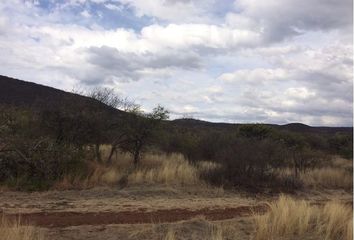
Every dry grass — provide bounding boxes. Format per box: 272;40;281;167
160;218;226;240
53;161;124;190
128;153;201;185
54;152;213;189
164;227;176;240
276;157;353;190
158;217;251;240
331;156;353;170
300;157;352;190
300;167;353;190
210;224;223;240
253;195;353;240
0;215;44;240
304;156;354;190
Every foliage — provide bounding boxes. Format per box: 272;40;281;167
120;105;169;167
0;92;352;191
0;106;88;190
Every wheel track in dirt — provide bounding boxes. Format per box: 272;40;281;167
4;199;351;228
5;205;268;228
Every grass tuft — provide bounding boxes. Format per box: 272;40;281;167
253;195;353;240
0;215;44;240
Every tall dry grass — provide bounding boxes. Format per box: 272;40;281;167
300;157;353;190
276;157;353;190
164;227;176;240
54;152;215;189
128;153;200;185
253;195;353;240
300;167;352;190
210;224;223;240
0;215;44;240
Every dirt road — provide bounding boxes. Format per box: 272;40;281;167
5;205;267;227
1;186;351;240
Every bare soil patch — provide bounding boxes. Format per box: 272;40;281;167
4;205;267;227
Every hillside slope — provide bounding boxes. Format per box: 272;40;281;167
0;75;123;116
0;75;351;134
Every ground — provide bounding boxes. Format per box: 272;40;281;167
0;185;352;240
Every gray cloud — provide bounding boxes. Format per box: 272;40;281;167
231;0;353;42
84;46;202;83
0;0;352;126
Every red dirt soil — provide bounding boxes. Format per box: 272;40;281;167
5;205;267;228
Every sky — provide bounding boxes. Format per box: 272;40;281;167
0;0;353;126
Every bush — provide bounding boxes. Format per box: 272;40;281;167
0;106;89;190
201;138;287;189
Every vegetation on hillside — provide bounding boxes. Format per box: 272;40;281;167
0;86;352;191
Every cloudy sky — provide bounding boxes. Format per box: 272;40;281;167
0;0;352;126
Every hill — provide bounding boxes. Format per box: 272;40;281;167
0;74;352;134
0;75;123;116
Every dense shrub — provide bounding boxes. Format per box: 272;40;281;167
328;133;353;159
0;106;89;190
160;123;343;190
0;101;351;192
201;137;287;189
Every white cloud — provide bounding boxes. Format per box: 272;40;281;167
285;87;316;99
140;23;261;50
80;10;91;18
104;3;123;11
117;0;216;23
0;0;352;126
218;68;289;84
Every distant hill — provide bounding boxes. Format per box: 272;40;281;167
0;75;352;134
0;75;124;116
171;118;352;134
279;123;351;134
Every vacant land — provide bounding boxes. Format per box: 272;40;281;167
0;186;351;240
0;154;352;240
0;185;352;239
0;82;352;239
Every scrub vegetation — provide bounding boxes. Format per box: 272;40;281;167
0;87;352;240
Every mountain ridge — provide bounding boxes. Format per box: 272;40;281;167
0;74;352;134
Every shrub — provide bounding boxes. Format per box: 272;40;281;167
0;106;89;190
201;138;287;189
238;124;273;140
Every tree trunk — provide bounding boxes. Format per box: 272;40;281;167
106;145;116;165
133;150;140;168
293;151;299;178
95;144;102;163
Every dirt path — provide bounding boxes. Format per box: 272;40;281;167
5;205;267;227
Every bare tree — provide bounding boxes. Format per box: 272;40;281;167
87;87;140;112
84;87;141;164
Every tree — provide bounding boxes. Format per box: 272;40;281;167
279;132;320;177
121;105;169;167
85;87;142;164
87;87;140;112
238;124;273;140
